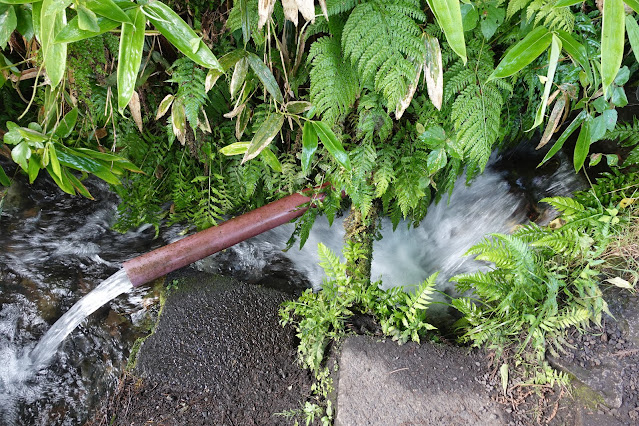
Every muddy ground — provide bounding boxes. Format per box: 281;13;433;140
90;269;639;425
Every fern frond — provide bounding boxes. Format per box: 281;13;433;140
318;243;346;281
604;118;639;147
342;0;426;111
527;0;575;32
540;196;585;215
308;36;359;124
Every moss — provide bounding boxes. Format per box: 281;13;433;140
343;203;379;281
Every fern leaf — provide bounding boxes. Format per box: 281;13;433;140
540;196;585;215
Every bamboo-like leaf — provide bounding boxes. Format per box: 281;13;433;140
156;94;174;120
532;34;561;129
40;0;70;88
117;7;145;113
129;90;143;132
396;62;422;119
246;51;284;103
602;0;625;96
242;114;284;163
46;163;76;195
54;106;78;138
220;141;249;156
54;15;119;43
171;99;186;145
624;0;639;14
626;15;639;65
55;149;120;184
556;30;591;82
238;0;251;43
235;104;251;139
77;4;99;32
302;120;318;173
85;0;131;24
205;68;222;92
46;141;61;179
318;0;328;19
0;165;9;186
489;26;552;80
258;0;275;29
0;0;41;4
296;0;315;22
573;115;591;171
286;101;312;114
260;147;282;172
423;33;443;110
427;0;467;64
230;56;248;99
313;121;351;169
539;110;586;165
554;0;582;6
537;96;565;149
143;1;222;71
282;0;298;26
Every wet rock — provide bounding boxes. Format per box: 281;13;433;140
335;335;510;425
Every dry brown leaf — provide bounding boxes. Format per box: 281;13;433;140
396;62;422;119
423;34;443;111
282;0;299;26
537;96;565;149
296;0;315;23
258;0;276;29
128;91;143;133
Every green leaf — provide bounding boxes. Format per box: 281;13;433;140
27;154;40;183
205;68;222;92
246;51;284;104
420;125;446;148
117;7;145;113
556;30;591;82
0;165;9;186
624;0;639;14
11;140;30;171
427;0;467;64
611;86;628;107
480;5;504;40
238;0;250;43
286;101;312;114
230;56;248;99
54;106;78;138
532;34;561;129
45;163;75;195
77;4;99;32
0;4;17;49
242;114;284;163
56;148;121;184
68;147;142;173
606;153;619;166
17;127;47;144
460;3;478;32
427;148;447;174
47;141;61;179
302;120;318;173
313;121;351;170
218;49;245;71
14;4;32;39
85;0;131;23
626;16;639;65
0;0;42;4
614;65;630;86
555;0;582;5
574;115;591;172
63;168;93;198
54;15;119;43
40;0;70;88
143;1;222;71
601;0;625;96
219;141;249;156
539;110;586;166
259;147;282;172
489;26;552;79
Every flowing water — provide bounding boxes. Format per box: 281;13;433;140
0;148;585;424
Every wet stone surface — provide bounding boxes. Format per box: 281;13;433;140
99;269;313;425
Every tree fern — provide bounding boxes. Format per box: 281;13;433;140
341;0;426;112
308;35;359;124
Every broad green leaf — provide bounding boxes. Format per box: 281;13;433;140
480;5;504;40
143;1;222;71
11;140;30;171
606;153;619;166
219;141;249;156
56;148;121;184
40;0;69;87
489;26;552;79
556;30;591;82
611;86;628;107
0;165;9;186
242;114;284;163
3;128;21;145
17;127;47;144
27;154;40;183
155;94;174;119
47;141;61;179
539;110;586;166
45;163;76;195
624;0;639;14
532;34;561;129
230;56;248;99
420;125;446;148
301;120;318;173
601;0;624;96
68;147;142;173
614;65;630;86
313;121;351;170
427;0;467;64
77;4;99;32
427;148;447;174
0;4;17;49
574;115;591;171
286;101;312;114
554;0;582;6
85;0;131;24
54;15;119;43
14;4;32;39
218;49;246;71
117;7;145;113
0;0;42;4
246;51;284;104
260;147;282;172
460;3;478;32
54;106;78;138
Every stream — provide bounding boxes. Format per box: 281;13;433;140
0;147;584;425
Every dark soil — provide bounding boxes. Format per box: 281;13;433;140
90;269;313;425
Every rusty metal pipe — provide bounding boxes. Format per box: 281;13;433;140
123;190;325;287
